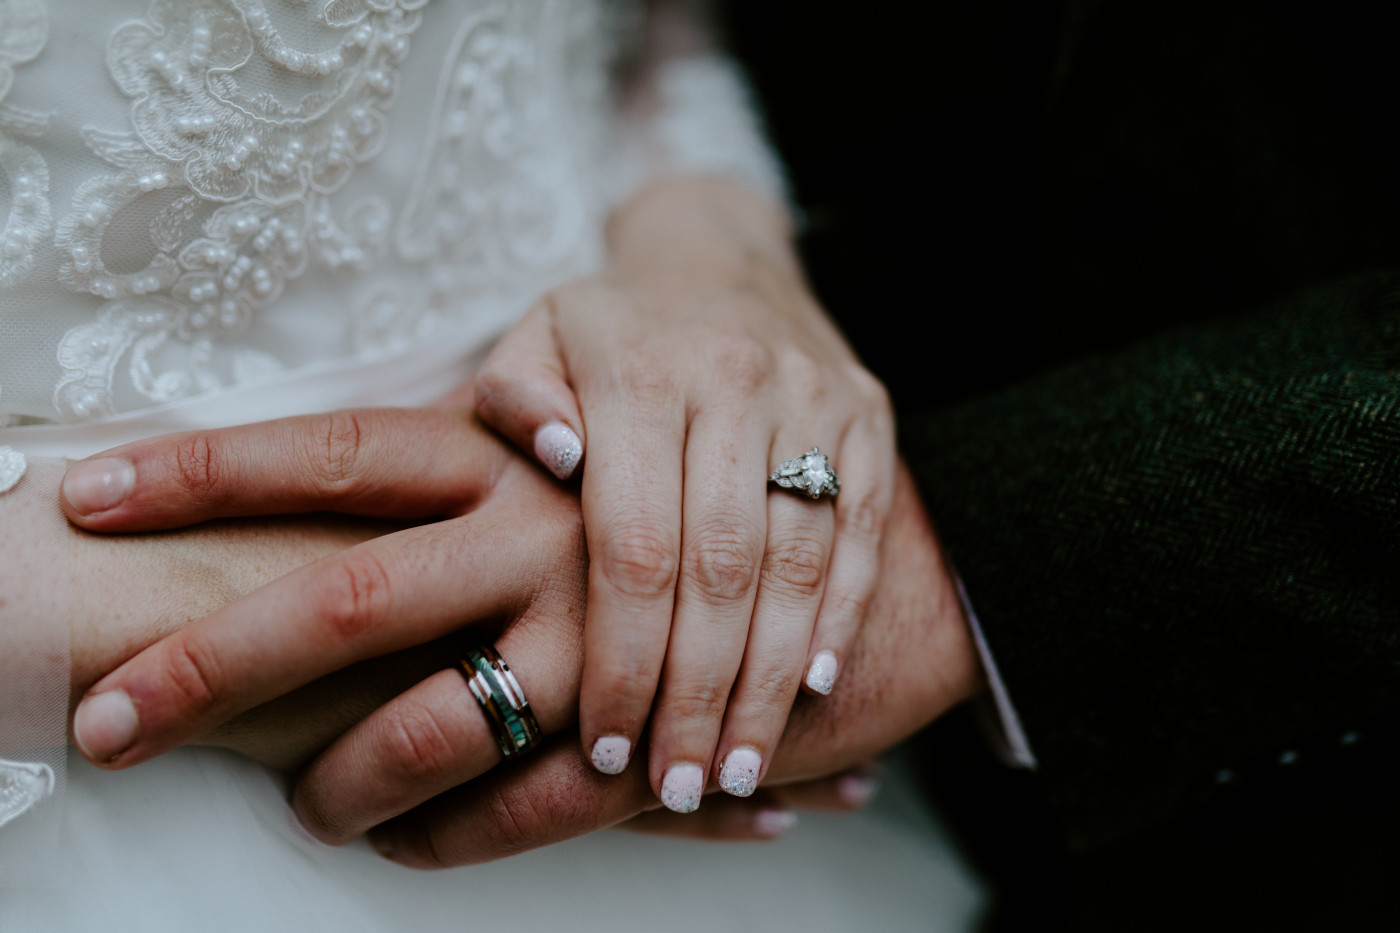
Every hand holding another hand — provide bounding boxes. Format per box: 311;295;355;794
60;400;979;862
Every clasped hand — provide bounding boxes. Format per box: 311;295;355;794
59;178;982;865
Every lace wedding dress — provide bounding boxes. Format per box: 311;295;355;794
0;2;986;928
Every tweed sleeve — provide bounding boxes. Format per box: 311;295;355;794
900;274;1400;851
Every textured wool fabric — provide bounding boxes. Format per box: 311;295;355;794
903;276;1400;851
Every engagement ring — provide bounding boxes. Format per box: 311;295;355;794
769;447;839;500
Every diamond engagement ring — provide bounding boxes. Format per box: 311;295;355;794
769;447;840;500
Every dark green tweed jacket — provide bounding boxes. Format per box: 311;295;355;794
731;0;1400;925
903;274;1400;850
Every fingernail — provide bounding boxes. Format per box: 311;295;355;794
590;735;631;775
718;746;762;797
839;774;880;807
73;690;139;762
533;421;582;480
660;763;705;813
63;458;135;514
754;809;798;838
805;650;838;695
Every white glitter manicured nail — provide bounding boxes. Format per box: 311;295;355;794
754;809;798;838
718;746;762;797
660;763;704;813
805;650;838;695
590;735;631;775
533;421;582;480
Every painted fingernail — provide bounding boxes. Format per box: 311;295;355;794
805;650;838;695
590;735;631;775
839;774;880;808
660;763;705;813
73;690;139;762
718;746;762;797
754;809;798;838
63;458;136;514
533;421;582;480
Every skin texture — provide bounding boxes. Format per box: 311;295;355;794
46;401;979;862
474;176;897;806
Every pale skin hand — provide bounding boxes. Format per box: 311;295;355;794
476;175;897;808
58;404;979;859
0;455;869;840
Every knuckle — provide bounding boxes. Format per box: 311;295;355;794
687;529;762;604
381;704;460;786
311;552;393;644
160;636;224;719
741;663;804;713
173;433;222;501
662;678;730;723
762;539;828;594
709;333;775;393
619;355;675;399
597;524;678;601
822;584;875;627
472;365;512;419
851;365;892;411
840;490;887;543
304;410;366;493
479;777;595;856
593;652;659;708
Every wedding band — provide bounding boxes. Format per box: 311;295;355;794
457;645;542;759
769;447;840;500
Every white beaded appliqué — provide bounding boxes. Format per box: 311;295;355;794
52;0;425;421
0;0;53;291
0;758;55;831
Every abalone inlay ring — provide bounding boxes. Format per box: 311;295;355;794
769;447;840;500
457;645;542;759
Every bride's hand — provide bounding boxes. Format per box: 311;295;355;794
473;175;896;807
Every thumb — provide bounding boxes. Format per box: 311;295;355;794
474;298;585;481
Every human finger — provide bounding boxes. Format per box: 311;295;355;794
292;607;584;844
60;408;493;532
804;402;895;696
574;358;686;783
474;297;585;481
70;502;562;768
709;460;835;800
641;407;771;810
369;736;656;869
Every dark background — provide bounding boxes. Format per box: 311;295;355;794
722;4;1400;930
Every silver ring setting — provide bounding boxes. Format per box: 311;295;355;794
769;447;840;500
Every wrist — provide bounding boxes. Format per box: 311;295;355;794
606;175;797;285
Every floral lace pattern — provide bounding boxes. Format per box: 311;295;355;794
0;757;54;832
52;0;429;420
0;0;51;290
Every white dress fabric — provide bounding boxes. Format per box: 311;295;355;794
0;1;988;929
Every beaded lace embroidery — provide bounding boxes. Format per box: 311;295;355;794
0;757;54;831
